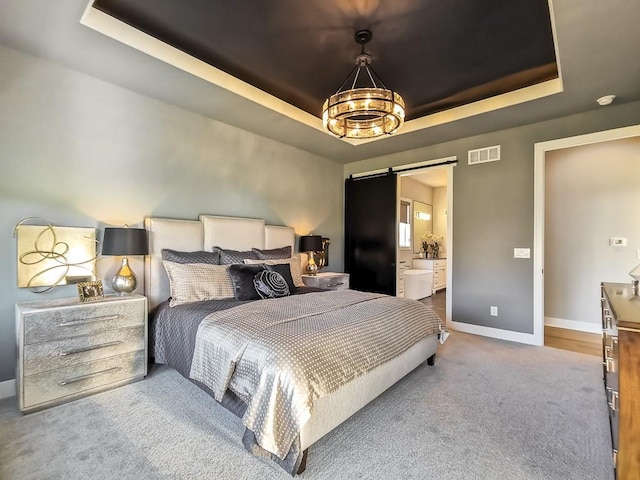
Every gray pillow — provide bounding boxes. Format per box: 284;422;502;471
213;246;258;265
252;246;292;260
228;264;266;300
162;249;220;264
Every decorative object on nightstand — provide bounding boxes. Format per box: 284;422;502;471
77;280;104;303
300;235;323;275
302;272;350;291
15;294;148;413
317;237;331;270
630;264;640;295
101;226;148;295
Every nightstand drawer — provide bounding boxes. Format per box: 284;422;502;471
22;298;146;344
22;350;146;410
23;326;145;376
302;273;350;290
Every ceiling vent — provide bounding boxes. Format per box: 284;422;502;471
468;145;501;165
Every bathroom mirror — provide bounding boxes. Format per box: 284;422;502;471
412;200;433;254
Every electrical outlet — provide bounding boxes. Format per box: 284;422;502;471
490;306;498;316
637;249;640;260
514;248;530;259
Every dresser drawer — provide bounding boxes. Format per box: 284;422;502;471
22;298;146;344
22;350;145;410
23;326;145;376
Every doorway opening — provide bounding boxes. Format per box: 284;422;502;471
533;124;640;347
345;157;456;326
398;160;455;327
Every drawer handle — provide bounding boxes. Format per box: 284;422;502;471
60;341;123;356
59;314;119;327
608;390;619;412
58;367;122;386
327;282;345;287
604;357;616;373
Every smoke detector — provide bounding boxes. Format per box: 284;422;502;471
597;95;616;106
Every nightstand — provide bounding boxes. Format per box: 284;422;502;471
302;272;350;291
15;294;147;413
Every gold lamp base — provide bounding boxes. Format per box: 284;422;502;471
306;252;319;276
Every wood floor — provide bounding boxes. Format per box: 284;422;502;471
544;326;601;356
420;293;601;357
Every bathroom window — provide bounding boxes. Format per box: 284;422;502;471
399;199;411;249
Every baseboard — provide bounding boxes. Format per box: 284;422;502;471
544;316;601;334
450;321;542;346
0;379;16;399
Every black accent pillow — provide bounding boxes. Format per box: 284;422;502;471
252;246;292;260
254;271;290;299
162;249;220;264
227;264;266;300
265;263;295;292
213;246;258;265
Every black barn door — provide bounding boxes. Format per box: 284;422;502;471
345;172;397;295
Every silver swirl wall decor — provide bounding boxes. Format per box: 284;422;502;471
14;217;99;293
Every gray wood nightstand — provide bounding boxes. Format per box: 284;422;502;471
301;272;350;291
15;294;147;413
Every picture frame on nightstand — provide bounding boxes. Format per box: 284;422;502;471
77;280;104;302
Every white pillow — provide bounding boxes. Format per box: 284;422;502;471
162;261;234;306
243;255;304;287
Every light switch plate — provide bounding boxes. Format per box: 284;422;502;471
609;237;627;247
514;248;530;259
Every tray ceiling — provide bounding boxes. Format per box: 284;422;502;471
88;0;559;138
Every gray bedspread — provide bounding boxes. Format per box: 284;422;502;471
189;289;444;461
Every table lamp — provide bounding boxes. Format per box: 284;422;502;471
299;235;323;276
101;227;148;295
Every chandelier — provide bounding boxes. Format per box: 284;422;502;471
322;30;405;140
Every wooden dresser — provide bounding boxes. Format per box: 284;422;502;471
16;294;147;413
600;282;640;479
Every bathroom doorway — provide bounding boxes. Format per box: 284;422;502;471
400;162;453;327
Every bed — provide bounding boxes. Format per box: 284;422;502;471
145;214;445;475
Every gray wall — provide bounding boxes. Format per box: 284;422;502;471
0;45;344;382
545;137;640;329
346;101;640;335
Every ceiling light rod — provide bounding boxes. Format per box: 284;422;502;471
332;33;388;94
323;29;405;140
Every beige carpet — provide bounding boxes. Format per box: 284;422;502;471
0;331;612;479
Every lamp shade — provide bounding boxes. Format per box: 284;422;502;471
102;228;148;256
299;235;323;252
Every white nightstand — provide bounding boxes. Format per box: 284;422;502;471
302;272;350;291
15;294;147;413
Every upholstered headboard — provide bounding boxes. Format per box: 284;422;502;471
144;215;299;310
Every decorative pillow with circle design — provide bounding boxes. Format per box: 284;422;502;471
253;270;290;299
